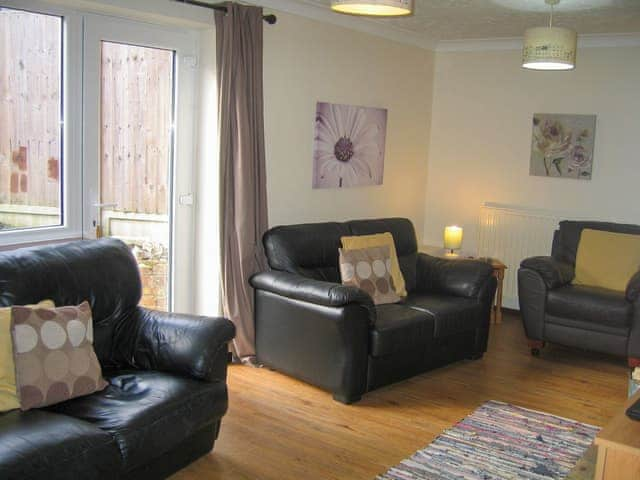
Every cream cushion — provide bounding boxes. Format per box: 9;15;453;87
0;299;54;412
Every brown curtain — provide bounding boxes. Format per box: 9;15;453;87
216;3;268;360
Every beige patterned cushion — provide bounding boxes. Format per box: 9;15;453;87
339;246;401;305
10;301;108;411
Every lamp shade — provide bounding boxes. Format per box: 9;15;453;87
444;226;463;252
331;0;412;16
522;26;577;70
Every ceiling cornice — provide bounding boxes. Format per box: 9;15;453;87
258;0;436;49
436;32;640;52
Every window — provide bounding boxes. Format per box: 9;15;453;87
0;7;62;231
0;3;82;244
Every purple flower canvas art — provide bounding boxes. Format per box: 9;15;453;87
530;113;596;180
313;102;387;189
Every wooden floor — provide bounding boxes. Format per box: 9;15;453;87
172;311;629;480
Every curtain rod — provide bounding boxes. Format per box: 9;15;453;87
173;0;277;24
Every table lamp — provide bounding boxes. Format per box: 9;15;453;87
444;226;463;256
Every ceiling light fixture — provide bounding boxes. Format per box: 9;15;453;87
522;0;577;71
330;0;413;17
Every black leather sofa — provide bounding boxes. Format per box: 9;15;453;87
250;218;496;404
0;239;235;480
518;220;640;366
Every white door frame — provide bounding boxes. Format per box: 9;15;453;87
82;13;198;313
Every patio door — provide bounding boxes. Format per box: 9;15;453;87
83;15;198;313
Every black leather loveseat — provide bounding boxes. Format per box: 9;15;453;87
250;218;496;404
519;220;640;366
0;239;235;480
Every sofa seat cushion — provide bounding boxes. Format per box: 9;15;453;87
547;285;631;330
0;409;121;480
404;293;482;338
47;370;228;472
371;304;433;357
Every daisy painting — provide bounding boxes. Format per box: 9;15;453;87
313;102;387;189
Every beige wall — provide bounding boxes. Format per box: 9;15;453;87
263;12;434;237
423;46;640;253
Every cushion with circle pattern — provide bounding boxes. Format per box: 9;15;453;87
10;301;108;411
339;245;401;305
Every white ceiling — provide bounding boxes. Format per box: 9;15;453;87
294;0;640;44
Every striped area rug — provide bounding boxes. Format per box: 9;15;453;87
378;400;599;480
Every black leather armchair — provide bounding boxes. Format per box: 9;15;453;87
250;218;496;404
0;239;235;480
518;220;640;365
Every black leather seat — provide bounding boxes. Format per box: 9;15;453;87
404;293;483;338
371;304;433;357
0;239;236;480
0;410;121;480
250;218;497;403
547;285;631;331
518;220;640;364
48;371;229;472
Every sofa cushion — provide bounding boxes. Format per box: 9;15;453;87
554;220;640;266
0;238;141;367
573;229;640;292
47;370;228;472
347;218;418;293
341;233;407;297
0;409;121;480
339;246;401;305
371;304;433;357
11;302;108;411
547;285;631;330
263;222;350;283
404;293;482;338
0;299;55;413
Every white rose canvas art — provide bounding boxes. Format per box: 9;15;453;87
312;102;387;189
530;113;596;180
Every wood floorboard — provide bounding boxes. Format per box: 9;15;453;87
171;311;628;479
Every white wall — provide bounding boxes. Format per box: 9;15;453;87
263;12;434;237
423;46;640;253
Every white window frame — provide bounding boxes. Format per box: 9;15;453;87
0;0;83;246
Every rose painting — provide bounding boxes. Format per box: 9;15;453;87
313;102;387;189
530;113;596;180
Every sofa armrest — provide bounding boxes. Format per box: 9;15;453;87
416;253;494;298
627;271;640;302
250;271;374;316
125;307;236;382
519;256;574;289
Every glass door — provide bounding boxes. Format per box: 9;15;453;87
83;15;197;313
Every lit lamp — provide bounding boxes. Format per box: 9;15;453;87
444;226;463;256
330;0;413;17
522;0;577;71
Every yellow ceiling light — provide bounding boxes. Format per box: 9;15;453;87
331;0;413;17
522;0;577;71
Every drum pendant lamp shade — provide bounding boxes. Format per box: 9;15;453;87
522;0;577;71
523;26;577;70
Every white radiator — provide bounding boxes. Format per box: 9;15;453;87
477;203;570;310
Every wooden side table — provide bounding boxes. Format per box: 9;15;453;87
420;246;507;324
594;390;640;479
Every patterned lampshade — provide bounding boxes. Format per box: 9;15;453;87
522;26;577;71
330;0;413;16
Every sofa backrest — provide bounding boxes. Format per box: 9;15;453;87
0;238;141;365
263;217;418;291
552;220;640;265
